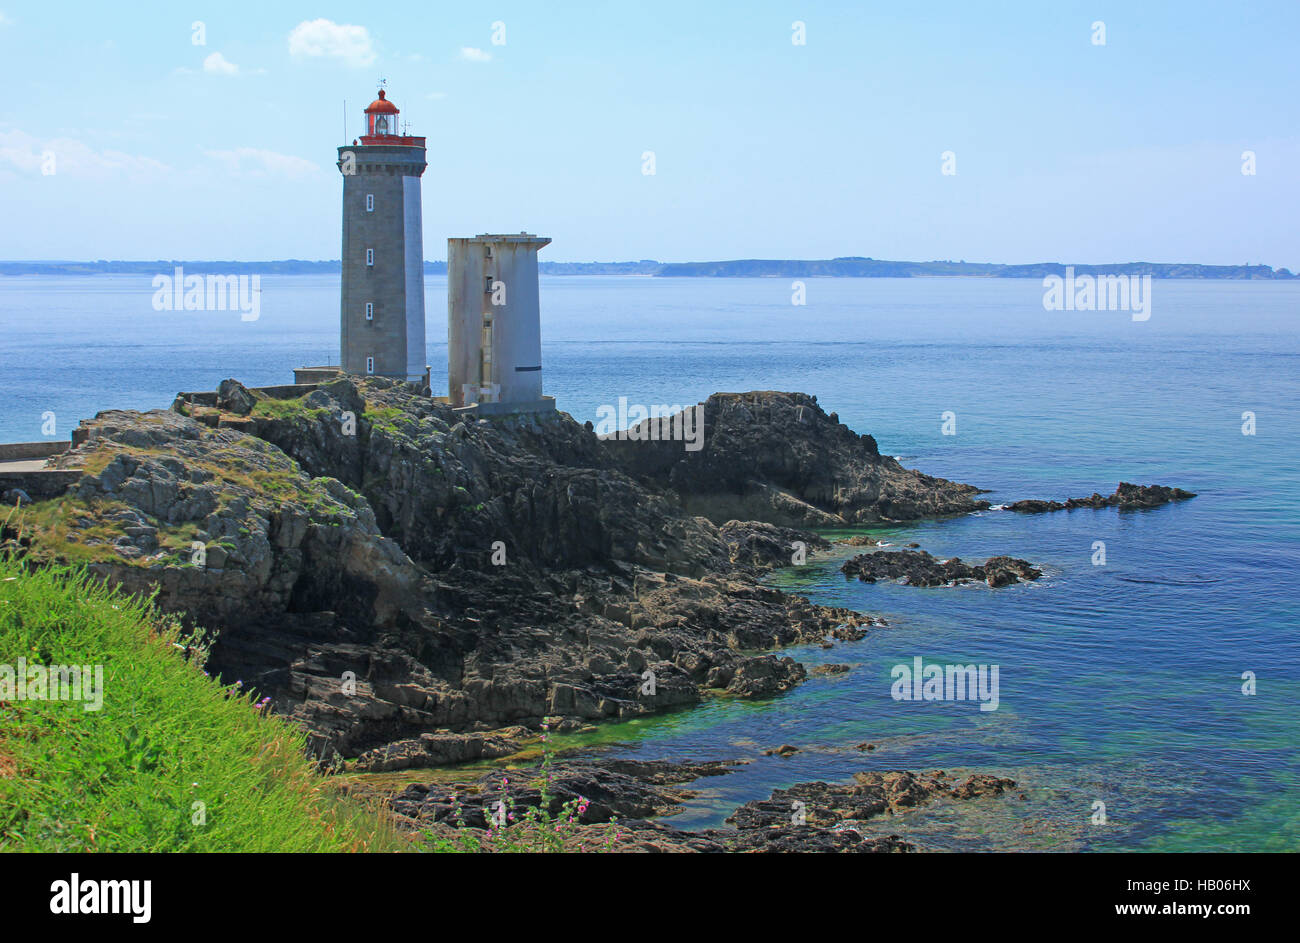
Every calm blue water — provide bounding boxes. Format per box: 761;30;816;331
2;274;1297;850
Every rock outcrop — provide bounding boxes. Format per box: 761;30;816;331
603;392;989;526
841;549;1042;588
726;770;1018;829
393;758;1018;853
1008;482;1196;513
216;378;258;416
11;381;945;763
390;758;744;827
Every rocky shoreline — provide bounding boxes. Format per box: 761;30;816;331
6;382;978;762
386;754;1021;853
1;378;1195;851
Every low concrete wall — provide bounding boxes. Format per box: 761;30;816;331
175;383;322;406
0;441;69;461
253;384;321;400
294;366;343;384
175;391;219;407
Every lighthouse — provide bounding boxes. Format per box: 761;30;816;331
295;87;554;413
447;233;556;414
336;89;429;387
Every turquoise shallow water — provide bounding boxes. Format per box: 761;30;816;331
2;274;1297;850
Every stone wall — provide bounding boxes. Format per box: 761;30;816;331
0;470;79;500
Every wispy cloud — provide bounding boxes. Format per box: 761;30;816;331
0;11;12;27
205;147;321;178
289;19;376;67
203;52;239;76
459;46;492;63
0;129;171;178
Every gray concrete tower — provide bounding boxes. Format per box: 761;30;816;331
447;233;555;413
337;90;428;385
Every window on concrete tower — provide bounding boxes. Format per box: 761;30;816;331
366;356;375;374
366;193;374;212
366;248;374;266
365;302;373;320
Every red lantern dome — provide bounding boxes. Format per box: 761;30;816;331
366;89;399;114
356;88;425;146
364;89;400;136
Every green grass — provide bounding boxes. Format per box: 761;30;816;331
0;553;407;852
17;434;355;569
18;496;203;569
363;405;411;436
249;395;330;423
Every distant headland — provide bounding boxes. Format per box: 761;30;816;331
1;257;1294;279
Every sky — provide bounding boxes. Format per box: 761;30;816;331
0;1;1296;267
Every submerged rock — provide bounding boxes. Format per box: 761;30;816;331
763;744;800;756
727;770;1018;829
840;534;883;547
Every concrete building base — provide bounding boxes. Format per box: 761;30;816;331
453;396;557;417
295;365;431;393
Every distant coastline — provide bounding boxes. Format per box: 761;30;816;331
0;257;1294;279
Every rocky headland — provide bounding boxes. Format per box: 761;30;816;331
604;391;990;527
1;379;1194;850
5;381;982;766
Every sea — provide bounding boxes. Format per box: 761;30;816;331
1;273;1296;851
